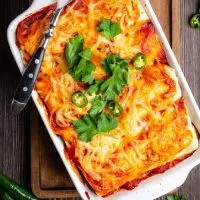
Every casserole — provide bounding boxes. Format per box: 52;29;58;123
7;0;200;199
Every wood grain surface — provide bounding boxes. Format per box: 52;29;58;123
31;108;79;199
0;0;200;200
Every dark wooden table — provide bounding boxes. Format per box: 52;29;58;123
1;0;200;199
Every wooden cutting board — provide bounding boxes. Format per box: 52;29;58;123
31;0;180;199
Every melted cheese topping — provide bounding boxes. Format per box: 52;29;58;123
17;0;198;197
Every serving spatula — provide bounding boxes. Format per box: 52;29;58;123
11;0;72;114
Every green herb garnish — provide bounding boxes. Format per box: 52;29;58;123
166;195;186;200
65;36;96;84
73;114;97;142
65;36;129;142
78;48;93;60
65;34;83;69
97;113;117;132
96;18;121;40
73;113;117;142
89;96;106;116
73;52;96;84
87;80;104;95
100;54;129;100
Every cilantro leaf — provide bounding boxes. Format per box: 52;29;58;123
73;114;97;142
81;73;94;84
101;54;128;74
166;195;186;200
167;196;177;200
96;18;121;40
66;37;96;84
65;34;83;69
73;59;95;84
73;112;118;142
97;113;117;132
100;54;129;100
79;48;93;60
100;77;117;100
87;80;104;95
89;96;106;116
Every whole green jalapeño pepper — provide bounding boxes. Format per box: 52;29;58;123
0;172;38;200
0;188;14;200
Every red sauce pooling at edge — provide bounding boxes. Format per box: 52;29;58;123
122;154;191;190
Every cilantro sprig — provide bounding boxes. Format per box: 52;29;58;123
87;80;103;95
87;54;129;101
89;96;106;116
73;113;117;142
73;95;118;142
73;114;97;142
73;49;95;84
96;18;121;40
166;195;186;200
73;93;123;141
65;35;128;142
65;34;83;69
97;114;117;132
65;35;96;84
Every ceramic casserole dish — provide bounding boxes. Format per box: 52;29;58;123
7;0;200;199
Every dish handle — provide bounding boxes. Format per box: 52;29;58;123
173;167;193;190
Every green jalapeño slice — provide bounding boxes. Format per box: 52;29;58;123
190;14;200;29
108;101;123;117
133;53;147;70
72;91;88;108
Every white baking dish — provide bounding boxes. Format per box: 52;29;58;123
7;0;200;199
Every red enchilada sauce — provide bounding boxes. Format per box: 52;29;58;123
122;153;192;190
64;144;193;196
16;0;196;197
